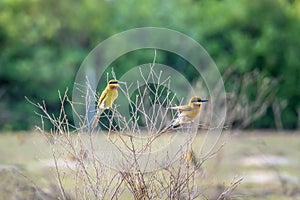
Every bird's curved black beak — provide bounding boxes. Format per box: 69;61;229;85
200;99;208;103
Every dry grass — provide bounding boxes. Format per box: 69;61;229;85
1;131;300;199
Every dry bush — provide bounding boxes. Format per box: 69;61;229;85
28;52;242;200
224;69;278;129
199;68;279;130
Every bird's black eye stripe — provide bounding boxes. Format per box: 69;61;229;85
192;99;201;103
109;81;118;84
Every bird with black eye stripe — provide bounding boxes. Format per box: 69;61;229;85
92;80;125;128
158;97;208;134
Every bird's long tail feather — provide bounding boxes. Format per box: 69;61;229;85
92;109;104;129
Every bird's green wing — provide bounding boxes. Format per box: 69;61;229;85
170;105;192;111
97;89;107;107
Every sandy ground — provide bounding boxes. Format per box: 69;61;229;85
0;130;300;199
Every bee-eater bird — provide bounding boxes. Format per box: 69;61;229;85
186;148;200;169
158;97;208;134
92;80;125;128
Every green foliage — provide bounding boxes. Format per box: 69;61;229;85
0;0;299;130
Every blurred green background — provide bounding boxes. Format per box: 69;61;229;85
0;0;299;131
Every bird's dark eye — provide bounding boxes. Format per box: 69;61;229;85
109;81;118;84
